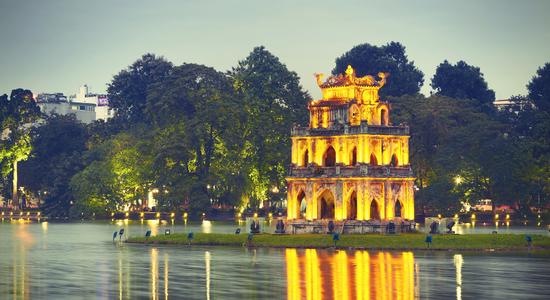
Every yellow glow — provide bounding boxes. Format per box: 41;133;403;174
27;212;30;215
254;213;258;217
455;214;458;218
506;222;509;226
10;212;13;215
141;213;144;217
1;212;3;215
184;213;188;218
171;213;174;217
125;212;129;217
455;177;461;184
286;249;301;300
471;215;475;219
495;214;499;218
472;221;475;225
506;215;509;219
438;214;441;218
269;213;272;217
238;213;241;217
157;213;160;217
111;212;114;216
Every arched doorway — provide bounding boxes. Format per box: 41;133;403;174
381;109;387;126
370;199;380;220
300;199;307;219
370;153;378;166
297;190;306;219
350;147;357;166
348;191;357;220
390;154;398;167
395;199;403;219
318;189;335;219
303;149;309;167
325;146;336;167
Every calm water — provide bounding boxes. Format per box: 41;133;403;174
1;219;550;299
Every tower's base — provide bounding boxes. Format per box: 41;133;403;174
285;219;415;235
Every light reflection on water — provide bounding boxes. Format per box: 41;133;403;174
1;220;550;299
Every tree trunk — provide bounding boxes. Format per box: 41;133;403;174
12;161;19;211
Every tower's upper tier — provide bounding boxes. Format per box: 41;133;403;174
309;66;391;128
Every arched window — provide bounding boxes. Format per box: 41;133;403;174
348;191;357;220
350;147;357;166
381;109;387;126
390;154;398;167
297;190;306;219
370;153;378;166
319;189;335;219
395;199;403;219
303;149;309;167
325;146;336;167
370;199;379;220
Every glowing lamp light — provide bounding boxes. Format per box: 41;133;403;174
269;213;272;217
157;213;160;217
125;212;129;217
506;215;510;219
495;214;499;218
438;214;441;218
27;212;30;215
238;213;242;217
471;215;475;219
184;213;188;218
1;212;4;215
254;213;258;217
455;177;462;184
202;213;205;216
140;213;144;217
455;214;458;218
10;212;13;215
506;222;509;226
171;213;175;217
111;213;114;216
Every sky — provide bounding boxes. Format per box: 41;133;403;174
1;0;549;101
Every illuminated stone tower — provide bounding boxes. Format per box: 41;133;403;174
286;66;415;230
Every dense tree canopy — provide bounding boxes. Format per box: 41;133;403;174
431;60;496;115
0;89;41;209
147;63;244;215
107;53;173;124
231;46;310;210
527;62;550;114
333;42;424;98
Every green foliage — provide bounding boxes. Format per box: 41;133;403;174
146;63;243;214
107;53;173;123
0;89;41;208
527;62;550;114
431;60;496;115
333;42;424;98
230;46;310;209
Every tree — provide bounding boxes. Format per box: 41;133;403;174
146;63;244;215
435;120;520;213
431;60;496;115
333;42;424;98
389;94;485;214
230;46;310;210
107;53;173;124
527;62;550;114
0;89;41;210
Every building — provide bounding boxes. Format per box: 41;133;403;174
285;66;415;234
37;85;113;124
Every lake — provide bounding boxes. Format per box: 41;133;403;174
1;219;549;299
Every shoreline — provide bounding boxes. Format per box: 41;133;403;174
125;232;550;252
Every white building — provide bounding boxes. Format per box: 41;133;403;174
37;85;113;124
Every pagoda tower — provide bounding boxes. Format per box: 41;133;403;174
285;66;415;232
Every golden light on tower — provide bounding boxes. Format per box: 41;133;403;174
286;65;415;232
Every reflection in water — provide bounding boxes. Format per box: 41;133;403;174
286;249;417;299
202;221;212;233
2;221;550;299
205;251;210;300
454;254;463;300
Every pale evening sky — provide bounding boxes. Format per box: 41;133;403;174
1;0;549;101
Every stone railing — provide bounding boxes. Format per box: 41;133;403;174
287;165;413;178
291;123;409;137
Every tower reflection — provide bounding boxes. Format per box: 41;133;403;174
286;249;417;299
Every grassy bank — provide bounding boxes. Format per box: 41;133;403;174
126;232;550;251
